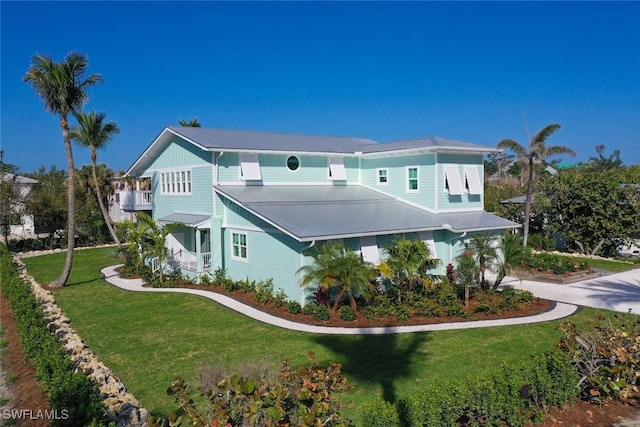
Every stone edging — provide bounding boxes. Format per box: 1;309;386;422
11;256;149;427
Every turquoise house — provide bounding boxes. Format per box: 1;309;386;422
123;127;518;303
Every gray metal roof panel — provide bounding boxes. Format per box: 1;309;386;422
362;137;496;154
214;185;519;241
167;127;377;154
157;213;210;227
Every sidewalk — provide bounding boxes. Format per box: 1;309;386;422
502;267;640;315
101;265;579;335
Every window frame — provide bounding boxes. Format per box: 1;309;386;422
286;155;301;172
376;168;389;185
406;166;419;192
160;169;192;195
231;232;248;261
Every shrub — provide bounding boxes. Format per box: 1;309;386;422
314;304;331;321
286;300;301;314
272;288;288;309
339;306;356;321
253;278;274;304
395;305;410;322
557;317;639;403
302;302;319;316
527;234;556;251
165;352;352;427
0;247;105;425
199;273;212;286
359;399;400;427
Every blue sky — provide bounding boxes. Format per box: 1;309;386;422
2;1;639;173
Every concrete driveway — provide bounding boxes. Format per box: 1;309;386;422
502;268;640;314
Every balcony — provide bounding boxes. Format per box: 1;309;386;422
118;191;152;212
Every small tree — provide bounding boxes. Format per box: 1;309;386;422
463;233;499;290
298;241;375;313
136;212;182;284
378;235;442;302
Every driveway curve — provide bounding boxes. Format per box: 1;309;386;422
101;265;578;335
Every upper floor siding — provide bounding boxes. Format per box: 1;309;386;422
146;136;212;171
217;152;359;184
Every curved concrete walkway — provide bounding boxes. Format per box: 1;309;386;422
101;264;578;335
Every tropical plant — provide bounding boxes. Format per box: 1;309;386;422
493;233;530;290
23;52;102;286
70;111;121;245
378;236;442;302
0;153;21;243
298;241;375;313
136;212;182;284
462;233;499;290
497;123;576;248
179;117;201;127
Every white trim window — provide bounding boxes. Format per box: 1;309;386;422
231;232;248;260
444;166;464;196
376;168;389;185
240;154;262;181
406;166;419;192
161;170;192;195
464;165;482;195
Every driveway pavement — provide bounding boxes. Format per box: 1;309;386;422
501;268;640;314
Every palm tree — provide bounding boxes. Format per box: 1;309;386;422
179;117;201;127
70;111;120;245
461;233;499;290
23;52;102;287
298;241;375;313
378;236;441;301
497;124;576;248
136;212;182;284
492;233;531;290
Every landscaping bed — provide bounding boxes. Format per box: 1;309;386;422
170;282;554;328
510;267;601;284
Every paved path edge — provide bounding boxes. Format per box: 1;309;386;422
100;264;579;335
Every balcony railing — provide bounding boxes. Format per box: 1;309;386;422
118;191;152;211
170;250;211;272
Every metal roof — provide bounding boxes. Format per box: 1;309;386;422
157;213;210;227
126;127;498;176
167;126;376;154
214;185;519;242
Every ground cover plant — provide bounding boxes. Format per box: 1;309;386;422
20;247;639;425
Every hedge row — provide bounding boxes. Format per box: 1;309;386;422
0;246;105;426
359;351;579;427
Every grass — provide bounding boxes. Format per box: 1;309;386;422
22;248;639;422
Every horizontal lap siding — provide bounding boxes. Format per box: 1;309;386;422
148;137;210;169
260;154;329;183
224;223;306;302
151;166;213;220
361;155;436;209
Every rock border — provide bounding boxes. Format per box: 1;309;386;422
11;255;149;427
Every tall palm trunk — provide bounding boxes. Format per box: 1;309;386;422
51;114;75;288
522;158;535;249
90;150;120;245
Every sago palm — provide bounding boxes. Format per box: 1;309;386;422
71;111;120;245
23;52;102;287
497;123;575;248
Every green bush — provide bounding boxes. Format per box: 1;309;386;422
0;246;105;425
339;306;356;321
253;278;274;304
286;300;301;314
527;234;556;251
395;305;410;322
358;399;400;427
302;302;319;316
314;304;331;321
272;288;288;309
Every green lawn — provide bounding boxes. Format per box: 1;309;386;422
22;248;630;422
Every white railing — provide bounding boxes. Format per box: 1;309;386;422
170;250;211;271
118;191;153;211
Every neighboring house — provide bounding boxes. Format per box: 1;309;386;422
1;173;37;238
122;127;519;303
108;177;145;223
